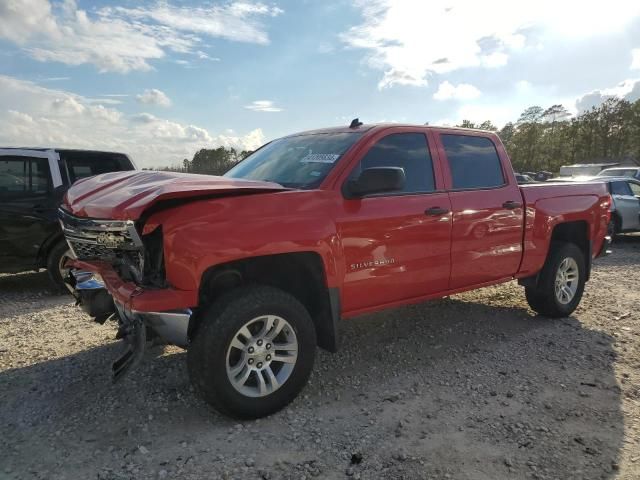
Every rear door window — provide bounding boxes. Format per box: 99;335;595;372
441;134;505;189
0;156;51;197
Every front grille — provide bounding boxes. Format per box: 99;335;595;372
68;240;113;259
58;208;145;280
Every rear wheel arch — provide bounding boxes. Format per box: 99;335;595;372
524;242;586;318
519;220;591;288
549;220;591;280
192;252;340;352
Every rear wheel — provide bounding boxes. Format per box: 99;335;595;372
524;242;586;318
188;285;316;418
46;240;73;294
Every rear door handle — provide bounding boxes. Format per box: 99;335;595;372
425;207;450;216
502;200;522;209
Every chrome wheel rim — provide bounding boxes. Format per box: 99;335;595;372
554;257;579;305
226;315;298;398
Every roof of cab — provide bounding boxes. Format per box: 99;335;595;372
284;123;492;137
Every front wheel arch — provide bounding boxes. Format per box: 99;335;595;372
193;252;340;352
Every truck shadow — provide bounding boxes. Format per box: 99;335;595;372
1;296;623;479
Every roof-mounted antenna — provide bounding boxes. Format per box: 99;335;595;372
349;118;363;129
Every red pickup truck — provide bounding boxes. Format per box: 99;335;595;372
60;123;612;418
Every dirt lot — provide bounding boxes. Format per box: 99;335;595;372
1;239;639;480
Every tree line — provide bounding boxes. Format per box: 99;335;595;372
460;97;640;173
153;97;640;176
151;146;253;176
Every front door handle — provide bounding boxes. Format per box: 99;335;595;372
502;200;522;209
425;207;450;216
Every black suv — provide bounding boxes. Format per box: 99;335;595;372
0;148;135;290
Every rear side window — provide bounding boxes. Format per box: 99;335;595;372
442;135;505;189
611;181;633;196
629;182;640;196
0;156;50;197
349;133;435;194
61;152;134;184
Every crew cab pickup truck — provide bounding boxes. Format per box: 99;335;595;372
59;123;612;418
0;148;135;290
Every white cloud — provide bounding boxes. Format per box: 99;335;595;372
136;88;172;107
433;81;481;101
0;75;265;167
0;0;281;73
575;79;640;112
343;0;640;88
113;2;283;46
244;100;283;112
632;48;640;70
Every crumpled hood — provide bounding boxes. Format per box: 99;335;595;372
63;170;287;220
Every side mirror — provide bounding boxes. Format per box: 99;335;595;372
346;167;406;198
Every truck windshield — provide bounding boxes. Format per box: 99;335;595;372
224;132;362;188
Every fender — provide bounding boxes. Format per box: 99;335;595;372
154;189;344;293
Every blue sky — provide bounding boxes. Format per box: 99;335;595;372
0;0;639;167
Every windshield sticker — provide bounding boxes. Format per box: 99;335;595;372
300;153;340;164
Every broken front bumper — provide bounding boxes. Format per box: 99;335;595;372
66;260;195;381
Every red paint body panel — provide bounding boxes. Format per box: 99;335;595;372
516;182;610;277
62;125;610;317
431;129;525;288
63;170;286;220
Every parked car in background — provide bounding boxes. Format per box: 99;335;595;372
559;162;618;178
604;177;640;236
596;167;640;180
523;171;553;182
515;173;535;184
0;148;135;290
551;175;640;236
60;123;611;418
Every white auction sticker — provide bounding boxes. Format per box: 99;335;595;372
300;153;340;164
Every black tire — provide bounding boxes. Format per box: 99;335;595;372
524;242;586;318
187;285;316;419
46;240;72;294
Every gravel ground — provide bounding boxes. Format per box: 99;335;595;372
1;238;639;480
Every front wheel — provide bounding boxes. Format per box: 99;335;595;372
188;285;316;418
524;242;586;318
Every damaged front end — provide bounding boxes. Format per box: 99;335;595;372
59;208;192;381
